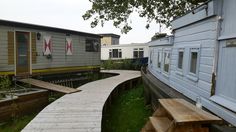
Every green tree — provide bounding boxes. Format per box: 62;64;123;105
83;0;207;33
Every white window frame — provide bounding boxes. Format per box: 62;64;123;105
176;48;185;76
186;47;200;82
109;49;122;59
162;49;171;77
133;48;144;58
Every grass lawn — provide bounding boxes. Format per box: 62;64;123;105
102;84;152;132
0;114;36;132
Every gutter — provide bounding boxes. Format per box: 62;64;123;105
211;0;223;96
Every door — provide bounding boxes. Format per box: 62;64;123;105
216;43;236;103
16;31;30;75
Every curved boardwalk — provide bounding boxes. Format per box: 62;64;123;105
22;70;141;132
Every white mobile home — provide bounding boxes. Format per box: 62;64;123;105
0;19;101;76
101;43;149;60
143;0;236;127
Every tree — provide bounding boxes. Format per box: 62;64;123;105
83;0;207;33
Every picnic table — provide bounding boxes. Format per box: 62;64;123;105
142;98;222;132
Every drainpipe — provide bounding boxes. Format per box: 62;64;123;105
211;0;223;96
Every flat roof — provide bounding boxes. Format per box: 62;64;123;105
99;33;120;38
0;19;101;38
102;43;147;48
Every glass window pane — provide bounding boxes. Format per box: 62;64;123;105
86;39;99;52
119;51;122;58
157;52;161;68
112;49;118;58
178;51;184;69
133;51;138;58
139;51;144;58
109;51;112;58
164;52;170;73
150;51;152;64
190;52;198;74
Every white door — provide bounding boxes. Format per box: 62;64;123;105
216;44;236;103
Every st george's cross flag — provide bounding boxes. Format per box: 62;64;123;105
43;36;52;55
66;38;73;55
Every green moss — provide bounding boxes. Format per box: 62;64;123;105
102;84;152;132
0;114;36;132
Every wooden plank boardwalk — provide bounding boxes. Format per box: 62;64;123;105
22;70;141;132
19;78;81;94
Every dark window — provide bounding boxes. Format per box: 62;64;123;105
109;49;112;58
139;51;144;58
133;48;144;58
133;51;139;58
110;49;122;58
112;49;118;58
118;49;122;58
85;39;99;52
157;51;162;68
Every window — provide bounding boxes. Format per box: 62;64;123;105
85;39;99;52
163;51;170;73
150;50;153;64
109;49;122;58
133;48;144;58
190;52;198;74
109;49;112;58
177;49;184;70
186;47;200;81
157;50;162;69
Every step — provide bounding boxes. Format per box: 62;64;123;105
149;117;172;132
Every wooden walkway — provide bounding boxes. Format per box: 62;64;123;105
22;70;141;132
19;78;81;94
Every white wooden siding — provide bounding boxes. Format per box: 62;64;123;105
219;0;236;40
148;17;217;109
148;0;236;126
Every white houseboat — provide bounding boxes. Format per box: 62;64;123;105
142;0;236;127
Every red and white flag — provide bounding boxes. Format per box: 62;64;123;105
43;36;52;55
66;38;73;55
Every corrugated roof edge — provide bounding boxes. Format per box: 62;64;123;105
0;19;101;38
171;0;212;22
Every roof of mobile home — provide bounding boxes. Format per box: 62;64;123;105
99;33;120;38
101;43;147;48
0;19;101;38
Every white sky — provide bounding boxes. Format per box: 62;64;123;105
0;0;170;44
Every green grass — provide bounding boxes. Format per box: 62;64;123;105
0;114;36;132
102;84;152;132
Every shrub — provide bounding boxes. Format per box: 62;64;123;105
0;76;12;91
101;59;145;70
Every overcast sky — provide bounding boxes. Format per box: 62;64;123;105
0;0;170;44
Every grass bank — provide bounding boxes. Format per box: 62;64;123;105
102;84;152;132
0;113;36;132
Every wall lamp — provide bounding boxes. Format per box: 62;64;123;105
37;32;41;40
